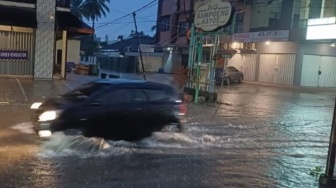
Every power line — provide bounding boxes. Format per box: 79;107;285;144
94;0;158;29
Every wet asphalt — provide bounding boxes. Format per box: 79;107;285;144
0;73;336;188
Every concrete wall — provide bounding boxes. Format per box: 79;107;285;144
256;41;298;54
141;54;162;72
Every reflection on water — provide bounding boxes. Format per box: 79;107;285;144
27;90;335;187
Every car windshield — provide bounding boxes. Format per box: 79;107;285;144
62;82;110;98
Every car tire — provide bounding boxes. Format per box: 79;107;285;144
177;123;184;132
238;76;243;83
81;127;95;137
226;77;231;85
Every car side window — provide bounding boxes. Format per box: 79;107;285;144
100;89;134;105
133;89;148;103
144;89;169;102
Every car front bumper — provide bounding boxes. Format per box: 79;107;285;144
33;120;65;138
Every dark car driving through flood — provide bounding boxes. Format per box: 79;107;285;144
30;79;187;141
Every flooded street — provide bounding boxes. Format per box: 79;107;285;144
0;78;335;187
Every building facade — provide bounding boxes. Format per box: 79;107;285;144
157;0;336;88
156;0;195;73
228;0;336;88
0;0;93;80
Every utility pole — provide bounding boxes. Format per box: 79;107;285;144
320;99;336;186
194;33;203;104
132;12;146;80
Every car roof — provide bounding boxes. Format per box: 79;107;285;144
95;78;147;84
94;78;171;88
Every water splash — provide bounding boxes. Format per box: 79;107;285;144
38;132;131;158
11;122;35;134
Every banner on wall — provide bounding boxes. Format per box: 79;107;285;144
0;49;28;61
232;30;289;42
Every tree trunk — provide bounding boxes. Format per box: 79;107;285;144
91;16;95;41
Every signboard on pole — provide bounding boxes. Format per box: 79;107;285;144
194;0;232;31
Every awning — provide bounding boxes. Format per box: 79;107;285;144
0;6;37;28
216;49;237;56
239;49;257;54
56;11;94;35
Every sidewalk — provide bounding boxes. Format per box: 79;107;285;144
0;73;176;104
0;73;99;104
1;72;335;105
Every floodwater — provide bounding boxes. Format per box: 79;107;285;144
1;82;336;187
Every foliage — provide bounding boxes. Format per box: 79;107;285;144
81;0;110;29
70;0;85;20
70;0;111;56
129;30;146;37
70;0;110;30
117;35;124;41
80;36;100;56
172;66;189;89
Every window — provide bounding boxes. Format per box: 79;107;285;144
178;22;189;37
63;82;110;98
160;16;170;32
100;89;134;105
133;89;148;103
144;89;169;102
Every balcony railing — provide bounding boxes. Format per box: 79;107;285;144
56;0;70;8
0;0;36;4
0;0;70;8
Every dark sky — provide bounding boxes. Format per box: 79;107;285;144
87;0;158;41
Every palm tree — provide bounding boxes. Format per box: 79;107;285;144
81;0;110;31
70;0;85;20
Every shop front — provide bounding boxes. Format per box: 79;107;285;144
229;30;298;86
0;5;36;77
0;1;93;80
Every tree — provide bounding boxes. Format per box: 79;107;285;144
80;35;100;56
129;30;146;37
70;0;85;20
81;0;110;31
117;35;124;41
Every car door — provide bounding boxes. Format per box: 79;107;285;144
128;88;152;136
85;87;135;138
142;87;172;131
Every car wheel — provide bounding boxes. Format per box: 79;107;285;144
161;123;183;132
226;77;231;85
177;123;184;132
238;76;243;83
81;127;95;137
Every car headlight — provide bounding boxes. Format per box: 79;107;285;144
38;110;61;121
30;102;42;109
